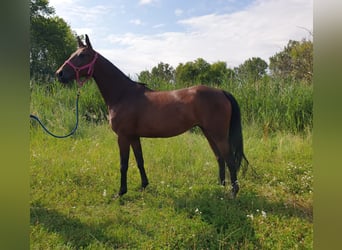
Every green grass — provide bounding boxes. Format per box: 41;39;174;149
30;122;312;249
30;80;312;249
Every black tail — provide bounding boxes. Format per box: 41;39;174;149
223;91;249;173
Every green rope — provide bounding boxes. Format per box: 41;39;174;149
30;90;80;139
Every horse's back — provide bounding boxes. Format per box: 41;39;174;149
145;85;227;105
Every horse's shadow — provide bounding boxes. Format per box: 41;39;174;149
168;186;312;248
30;201;116;249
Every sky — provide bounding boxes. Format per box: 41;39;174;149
49;0;313;76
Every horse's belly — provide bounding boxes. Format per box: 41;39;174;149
138;112;196;138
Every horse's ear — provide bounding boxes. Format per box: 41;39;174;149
85;34;93;49
77;36;85;48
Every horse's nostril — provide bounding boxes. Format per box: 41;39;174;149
56;70;65;82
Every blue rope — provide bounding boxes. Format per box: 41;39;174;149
30;90;80;138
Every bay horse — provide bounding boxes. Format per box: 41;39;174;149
56;35;248;198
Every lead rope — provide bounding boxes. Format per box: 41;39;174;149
30;89;80;138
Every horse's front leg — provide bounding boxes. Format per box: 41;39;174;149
116;136;130;197
131;137;149;190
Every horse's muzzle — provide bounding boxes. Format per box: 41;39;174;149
56;69;71;84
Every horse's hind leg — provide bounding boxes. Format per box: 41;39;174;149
217;140;239;198
202;129;226;186
131;137;149;191
203;130;239;197
226;156;239;198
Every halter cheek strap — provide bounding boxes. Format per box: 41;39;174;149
66;53;98;87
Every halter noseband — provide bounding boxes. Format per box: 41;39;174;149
66;53;98;87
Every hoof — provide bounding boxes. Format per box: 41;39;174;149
231;181;239;198
111;188;127;200
140;182;149;192
110;193;121;201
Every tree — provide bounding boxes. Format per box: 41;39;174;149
175;61;197;86
30;0;77;82
209;61;234;85
175;58;212;86
269;39;313;83
150;62;175;84
138;62;175;89
235;57;268;82
138;70;152;84
193;58;211;84
141;58;235;88
30;0;54;18
175;58;236;87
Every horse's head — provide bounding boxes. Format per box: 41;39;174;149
56;34;98;86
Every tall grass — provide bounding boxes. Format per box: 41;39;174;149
30;82;107;137
220;77;313;133
30;76;312;135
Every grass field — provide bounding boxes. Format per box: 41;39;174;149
30;80;312;249
30;122;312;249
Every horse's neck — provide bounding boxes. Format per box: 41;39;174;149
93;54;136;106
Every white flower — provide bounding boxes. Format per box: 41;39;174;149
247;214;254;220
102;189;107;197
261;210;267;218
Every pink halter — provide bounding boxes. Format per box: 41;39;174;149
66;53;98;87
